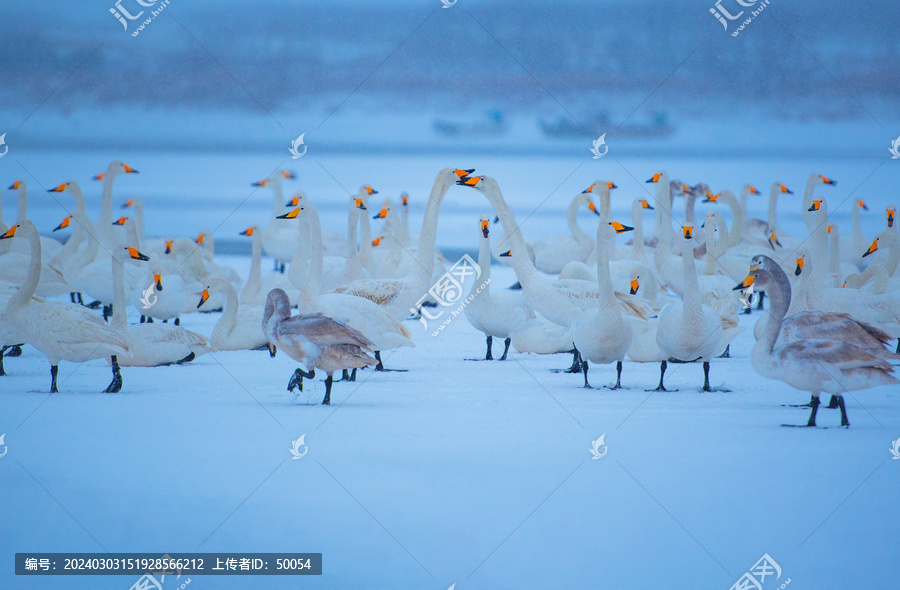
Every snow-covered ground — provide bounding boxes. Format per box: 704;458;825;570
2;153;899;589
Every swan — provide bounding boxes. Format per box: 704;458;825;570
134;259;187;324
294;204;414;372
254;170;298;270
887;206;897;235
264;288;378;405
801;173;837;234
120;197;165;254
860;230;900;288
0;222;131;392
656;226;725;392
195;230;242;287
463;216;533;360
322;198;373;290
529;191;600;274
109;246;208;366
238;226;295;306
198;279;268;351
738;183;763;230
510;317;573;355
571;220;635;389
842;264;888;294
825;224;858;286
698;212;744;357
94;161;140;250
846;198;870;268
736;254;897;427
331;169;470;321
7;180;63;261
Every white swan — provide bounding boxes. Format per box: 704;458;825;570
571;220;635;389
94;161;140;250
801;173;837;234
656;226;725;391
254;170;298;269
530;191;600;274
331;169;469;321
860;230;900;289
134;259;187;323
7;180;63;261
264;288;378;405
238;226;295;306
0;222;131;392
846;198;870;268
322;198;372;290
199;279;268;351
463;216;533;360
737;254;897;427
109;246;208;366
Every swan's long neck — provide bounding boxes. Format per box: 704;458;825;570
788;260;809;316
133;199;145;243
721;192;743;249
767;184;781;232
631;200;645;261
567;196;590;244
240;231;263;303
739;185;750;219
358;198;375;274
56;215;85;267
16;184;27;224
212;280;240;341
653;174;673;257
852;201;863;241
761;269;791;353
828;227;841;275
704;218;717;276
802;174;819;233
414;176;451;286
472;229;492;296
69;212;100;270
485;185;538;285
303;206;325;301
270;178;286;217
100;171;117;233
684;192;697;225
881;232;900;277
399;202;410;246
9;223;41;311
595;228;617;308
680;236;701;316
70;185;86;214
346;206;362;266
288;218;311;292
809;206;830;290
111;251;129;335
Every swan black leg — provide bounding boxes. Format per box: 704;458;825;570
499;338;511;361
702;361;712;392
103;356;123;393
553;349;582;373
826;395;840;409
0;347;7;376
50;365;59;393
174;317;180;326
787;394;815;408
322;375;333;405
606;361;623;390
140;315;146;323
374;351;407;372
350;368;357;382
485;335;493;360
582;360;592;389
717;344;731;359
647;360;676;391
837;395;850;427
70;292;77;303
756;291;766;310
163;319;167;323
287;368;315;392
102;305;111;321
341;369;351;382
7;345;22;357
806;395;820;427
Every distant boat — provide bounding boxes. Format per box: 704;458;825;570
540;111;675;138
434;109;506;137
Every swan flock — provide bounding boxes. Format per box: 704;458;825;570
2;163;896;428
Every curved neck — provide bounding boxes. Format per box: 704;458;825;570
212;280;240;341
595;228;616;307
100;172;117;226
631;200;645;261
828;228;840;275
240;232;262;302
16;184;27;224
413;175;452;285
802;174;819;233
9;224;41;311
567;196;590;244
684;192;697;225
762;270;791;352
270;178;286;217
70;185;86;214
71;212;100;268
739;185;750;217
767;184;781;232
880;232;900;276
472;229;492;295
111;252;128;334
485;185;538;284
132;199;145;243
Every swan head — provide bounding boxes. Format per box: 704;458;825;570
774;183;793;195
53;216;71;232
263;288;292;327
372;202;390;220
105;161;140;178
286;190;306;208
862;237;879;258
0;224;20;239
197;286;211;309
795;253;804;275
400;192;410;206
645;171;667;184
747;184;761;195
276;207;302;220
360;185;379;196
609;221;634;234
817;174;837;186
638;199;654;210
239;226;257;236
480;216;490;238
7;180;23;191
121;246;149;262
121;197;139;209
768;230;782;249
112;216;129;227
164;239;173;255
856;199;868;211
48;182;73;194
582;180;617;194
808;199;822;212
681;225;694;240
629;276;640;295
353;197;367;211
196;230;212;245
887;207;895;228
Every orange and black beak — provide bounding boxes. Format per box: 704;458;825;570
607;181;618;190
164;240;173;254
125;247;149;261
268;343;277;358
733;275;754;291
702;191;719;203
373;206;388;220
112;217;127;226
196;234;205;245
122;198;134;209
645;173;661;184
0;225;20;239
888;210;895;228
581;183;595;194
808;200;821;212
48;183;67;193
769;231;781;248
283;170;296;179
154;273;163;291
862;238;878;258
453;169;475;179
239;227;255;236
629;277;639;295
857;199;868;211
588;201;600;216
285;196;300;207
610;221;634;234
682;226;693;239
749;185;760;195
251;179;268;187
364;185;378;195
401;195;409;206
355;198;367;210
123;163;139;174
372;237;382;247
8;181;21;190
197;287;210;309
276;208;302;219
457;176;482;187
481;219;490;238
53;217;71;232
820;175;836;186
795;257;804;275
92;173;104;181
640;200;654;210
780;184;793;194
499;249;511;257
